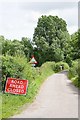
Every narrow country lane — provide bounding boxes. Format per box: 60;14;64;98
11;71;78;118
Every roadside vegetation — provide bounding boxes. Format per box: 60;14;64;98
2;54;69;118
68;59;80;88
68;29;80;88
2;60;55;118
0;15;80;118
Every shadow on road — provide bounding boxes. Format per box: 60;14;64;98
59;70;78;95
59;70;68;75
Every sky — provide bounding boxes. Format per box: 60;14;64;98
0;0;79;40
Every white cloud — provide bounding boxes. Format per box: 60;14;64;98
25;11;41;23
0;1;78;40
67;26;78;34
45;7;78;34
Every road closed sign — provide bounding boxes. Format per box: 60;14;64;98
5;78;28;95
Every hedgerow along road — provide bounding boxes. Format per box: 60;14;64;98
11;71;78;118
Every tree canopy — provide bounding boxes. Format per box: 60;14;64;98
33;15;71;65
0;15;80;66
0;36;33;61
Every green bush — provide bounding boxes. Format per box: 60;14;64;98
2;55;38;90
65;55;72;67
78;59;80;81
54;61;69;72
68;60;78;79
40;62;55;75
68;59;80;88
72;77;80;88
2;61;55;118
0;55;2;91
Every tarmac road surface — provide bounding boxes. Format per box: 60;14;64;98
11;71;78;118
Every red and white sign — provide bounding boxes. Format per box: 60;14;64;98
29;55;37;64
5;78;28;95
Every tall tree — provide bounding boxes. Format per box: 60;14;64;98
0;36;5;55
33;15;71;65
2;39;24;56
70;29;80;60
21;37;33;61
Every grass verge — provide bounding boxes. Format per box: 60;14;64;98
0;93;2;120
68;59;80;88
70;76;80;88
